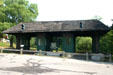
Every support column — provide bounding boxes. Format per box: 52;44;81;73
46;35;51;51
92;36;100;53
75;37;76;52
10;35;14;48
28;37;30;50
24;36;30;50
16;35;21;49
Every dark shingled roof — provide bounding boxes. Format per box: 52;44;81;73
3;20;110;34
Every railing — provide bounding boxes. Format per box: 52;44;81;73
0;48;112;62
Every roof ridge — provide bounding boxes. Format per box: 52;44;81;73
21;19;99;23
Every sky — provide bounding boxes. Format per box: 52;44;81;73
30;0;113;26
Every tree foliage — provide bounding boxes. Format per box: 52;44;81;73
0;22;14;38
100;30;113;54
2;0;38;23
0;0;38;34
0;0;38;48
0;0;3;6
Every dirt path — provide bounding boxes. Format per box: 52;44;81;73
0;53;113;75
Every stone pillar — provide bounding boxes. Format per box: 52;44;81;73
92;36;100;53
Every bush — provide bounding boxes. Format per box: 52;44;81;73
76;37;92;53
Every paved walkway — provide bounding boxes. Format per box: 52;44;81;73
0;53;113;75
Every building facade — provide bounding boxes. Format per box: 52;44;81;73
3;20;110;53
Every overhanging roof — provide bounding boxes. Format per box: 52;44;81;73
3;19;110;34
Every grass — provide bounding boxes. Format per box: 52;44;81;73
0;41;36;50
0;41;10;48
0;41;16;48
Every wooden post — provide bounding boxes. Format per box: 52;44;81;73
28;37;30;50
20;48;23;54
25;37;30;50
92;36;100;53
86;52;89;60
62;51;66;60
39;50;42;56
10;35;14;48
45;34;51;51
62;51;66;58
0;48;3;53
109;54;112;62
75;37;76;53
20;45;24;54
16;35;21;49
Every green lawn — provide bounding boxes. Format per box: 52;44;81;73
0;41;16;48
0;41;36;50
0;41;10;48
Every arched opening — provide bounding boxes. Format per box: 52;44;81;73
50;37;63;52
76;36;92;53
30;37;37;51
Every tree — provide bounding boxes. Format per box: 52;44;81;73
0;0;38;47
0;0;3;6
99;22;113;54
100;30;113;54
2;0;38;23
0;22;13;38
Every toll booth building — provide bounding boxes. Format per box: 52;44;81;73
3;20;110;53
